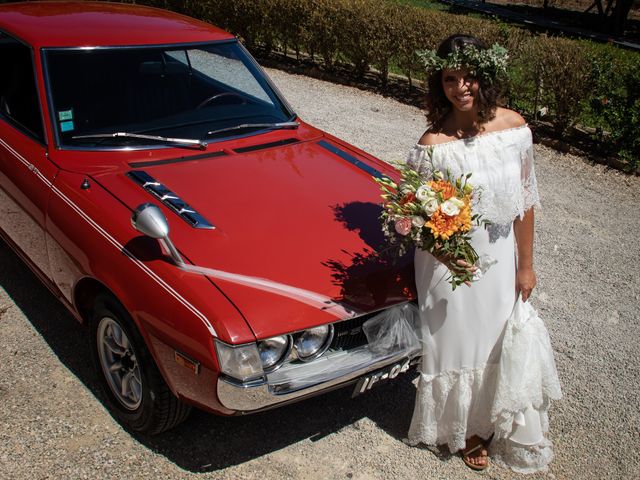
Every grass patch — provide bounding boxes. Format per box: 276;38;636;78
387;0;448;11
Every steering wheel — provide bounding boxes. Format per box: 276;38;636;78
196;92;247;109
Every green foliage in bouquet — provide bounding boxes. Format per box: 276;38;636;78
375;161;489;289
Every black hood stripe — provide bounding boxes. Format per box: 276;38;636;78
317;140;383;179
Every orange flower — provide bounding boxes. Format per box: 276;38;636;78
457;201;472;232
425;209;458;240
425;196;473;240
428;180;457;200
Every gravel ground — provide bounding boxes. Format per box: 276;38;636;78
1;67;639;480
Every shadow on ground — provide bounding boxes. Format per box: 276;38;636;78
0;238;419;473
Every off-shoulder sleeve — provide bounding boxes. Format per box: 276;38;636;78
519;131;541;218
406;145;434;178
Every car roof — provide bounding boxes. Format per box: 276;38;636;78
0;1;235;48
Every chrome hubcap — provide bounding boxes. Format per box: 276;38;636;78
97;317;142;410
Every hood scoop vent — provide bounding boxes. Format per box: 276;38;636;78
127;170;214;230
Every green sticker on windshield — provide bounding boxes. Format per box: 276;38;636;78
58;109;73;121
60;120;74;132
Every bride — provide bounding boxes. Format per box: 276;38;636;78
404;34;562;472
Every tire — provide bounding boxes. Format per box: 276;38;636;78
89;293;191;434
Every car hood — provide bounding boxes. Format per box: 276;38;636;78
92;137;414;338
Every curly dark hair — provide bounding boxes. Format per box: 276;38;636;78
425;34;504;132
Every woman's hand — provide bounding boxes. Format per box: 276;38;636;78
434;254;477;286
516;266;536;302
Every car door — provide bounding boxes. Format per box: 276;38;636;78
0;32;56;280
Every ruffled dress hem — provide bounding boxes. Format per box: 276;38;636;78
407;299;562;474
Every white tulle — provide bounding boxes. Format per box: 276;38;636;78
405;126;561;473
407;125;540;226
363;302;421;355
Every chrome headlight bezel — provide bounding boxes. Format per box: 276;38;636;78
293;324;334;362
257;335;292;373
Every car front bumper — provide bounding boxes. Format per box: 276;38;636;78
216;342;421;413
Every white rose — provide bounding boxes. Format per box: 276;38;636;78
422;198;439;216
452;197;465;207
441;198;464;216
415;185;434;202
411;215;425;228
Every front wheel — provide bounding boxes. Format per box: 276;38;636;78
90;293;191;434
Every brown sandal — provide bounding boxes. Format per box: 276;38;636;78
461;442;489;471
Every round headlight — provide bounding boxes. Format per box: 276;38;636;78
294;325;333;361
257;335;291;372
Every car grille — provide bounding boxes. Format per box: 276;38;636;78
329;310;384;350
329;301;417;351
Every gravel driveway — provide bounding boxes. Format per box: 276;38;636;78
1;67;638;480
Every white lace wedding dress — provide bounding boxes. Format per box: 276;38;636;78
405;125;562;473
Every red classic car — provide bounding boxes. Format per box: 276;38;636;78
0;1;417;433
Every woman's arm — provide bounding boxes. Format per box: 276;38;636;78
513;208;536;301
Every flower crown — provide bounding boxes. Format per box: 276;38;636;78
417;43;509;82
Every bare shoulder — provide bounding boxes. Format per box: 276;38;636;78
494;107;526;129
417;130;455;146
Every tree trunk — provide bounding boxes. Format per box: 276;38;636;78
611;0;633;35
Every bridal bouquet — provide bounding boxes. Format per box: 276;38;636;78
375;163;488;289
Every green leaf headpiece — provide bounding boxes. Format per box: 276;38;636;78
417;43;508;83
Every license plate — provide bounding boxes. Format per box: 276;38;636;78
352;358;411;397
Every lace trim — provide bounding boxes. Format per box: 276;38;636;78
490;301;562;438
406;146;435;178
406;133;540;226
406;301;562;473
411;124;529;150
406;365;499;453
473;182;539;226
491;437;555;474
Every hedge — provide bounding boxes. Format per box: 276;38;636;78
128;0;640;169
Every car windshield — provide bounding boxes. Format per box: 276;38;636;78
44;41;293;149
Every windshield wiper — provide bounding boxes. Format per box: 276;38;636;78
206;121;299;137
72;132;207;150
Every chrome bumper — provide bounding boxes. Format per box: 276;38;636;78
217;343;421;412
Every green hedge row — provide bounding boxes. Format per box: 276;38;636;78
132;0;639;168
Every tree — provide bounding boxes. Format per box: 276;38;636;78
610;0;634;35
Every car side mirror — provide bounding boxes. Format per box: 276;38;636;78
131;203;184;265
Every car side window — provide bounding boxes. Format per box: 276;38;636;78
0;33;45;141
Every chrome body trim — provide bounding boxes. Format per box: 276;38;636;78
217;343;421;412
0;137;217;336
